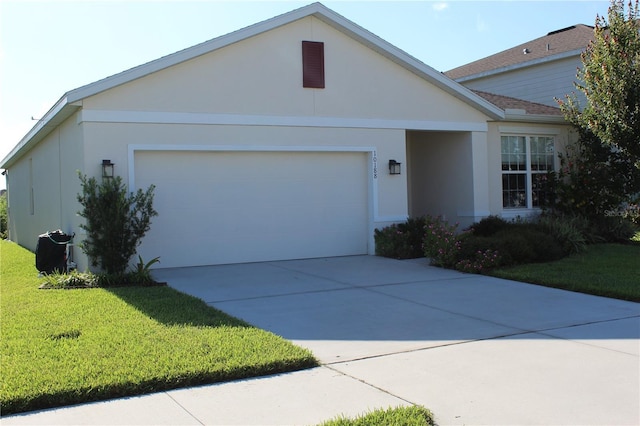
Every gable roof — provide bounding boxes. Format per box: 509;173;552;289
472;90;563;116
446;24;594;81
1;2;504;169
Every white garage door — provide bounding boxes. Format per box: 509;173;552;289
134;150;370;268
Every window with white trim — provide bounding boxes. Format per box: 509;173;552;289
501;135;554;209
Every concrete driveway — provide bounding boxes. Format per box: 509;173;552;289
158;255;640;425
4;255;639;425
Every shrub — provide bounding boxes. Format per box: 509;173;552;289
469;215;509;237
374;217;426;259
455;249;502;274
423;216;461;267
621;202;640;225
0;192;7;239
590;216;639;243
129;256;161;285
492;225;566;264
39;271;99;289
77;174;157;274
459;221;566;268
536;214;587;254
39;267;165;289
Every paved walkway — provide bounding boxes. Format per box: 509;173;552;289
3;256;639;425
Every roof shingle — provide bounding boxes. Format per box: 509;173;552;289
446;24;594;80
472;90;563;116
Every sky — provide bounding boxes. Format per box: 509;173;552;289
0;0;611;189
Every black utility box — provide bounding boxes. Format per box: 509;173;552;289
35;230;73;274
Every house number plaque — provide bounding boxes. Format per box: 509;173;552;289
373;151;378;179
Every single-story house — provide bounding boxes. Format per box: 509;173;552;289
0;2;572;270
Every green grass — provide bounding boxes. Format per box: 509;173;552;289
490;243;640;302
0;240;317;415
319;406;435;426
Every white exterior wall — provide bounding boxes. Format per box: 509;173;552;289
407;131;481;229
5;114;84;263
462;56;586;108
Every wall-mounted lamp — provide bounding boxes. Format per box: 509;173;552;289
102;159;114;179
388;159;401;175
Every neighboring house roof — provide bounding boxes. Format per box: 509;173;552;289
472;90;563;116
0;2;504;169
446;24;594;81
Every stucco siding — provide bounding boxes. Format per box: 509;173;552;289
83;16;489;124
6;114;83;255
80;121;407;252
462;57;585;108
407;131;477;228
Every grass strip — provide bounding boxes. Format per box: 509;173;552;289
0;240;317;415
490;243;640;302
319;406;435;426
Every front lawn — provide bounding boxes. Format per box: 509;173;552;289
319;406;435;426
490;243;640;302
0;240;317;415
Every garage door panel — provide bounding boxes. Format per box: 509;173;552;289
135;150;369;267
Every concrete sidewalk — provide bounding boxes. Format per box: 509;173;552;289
3;256;639;425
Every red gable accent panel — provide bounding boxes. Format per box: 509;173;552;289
302;41;325;88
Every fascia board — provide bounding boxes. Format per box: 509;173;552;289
455;48;584;84
503;112;568;125
0;97;81;168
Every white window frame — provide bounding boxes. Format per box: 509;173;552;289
500;133;556;213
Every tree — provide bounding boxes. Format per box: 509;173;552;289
77;174;157;275
559;0;640;167
548;126;640;219
552;0;640;220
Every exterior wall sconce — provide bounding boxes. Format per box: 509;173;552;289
388;159;401;175
102;159;114;179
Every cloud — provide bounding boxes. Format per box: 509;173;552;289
432;2;449;12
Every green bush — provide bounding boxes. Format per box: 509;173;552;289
590;216;639;243
469;215;509;237
39;266;165;289
423;216;460;267
621;202;640;225
0;192;7;239
457;221;567;270
536;214;587;254
39;271;99;289
379;214;600;274
374;217;426;259
77;174;157;274
455;248;502;274
492;226;566;264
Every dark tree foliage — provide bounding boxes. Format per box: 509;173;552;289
548;127;640;218
77;174;157;274
559;0;640;167
553;0;640;218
